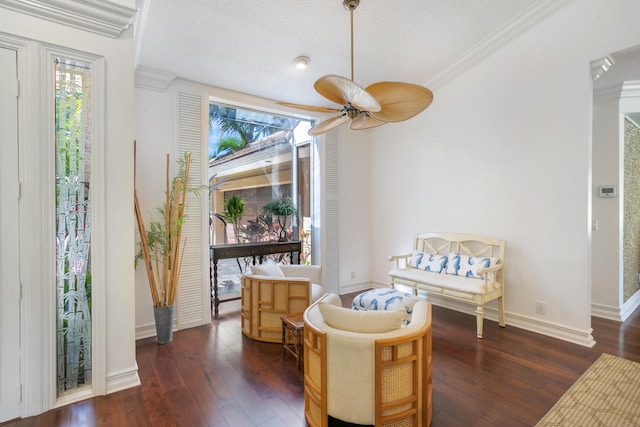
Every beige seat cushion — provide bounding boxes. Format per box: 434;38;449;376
318;302;404;333
390;267;498;293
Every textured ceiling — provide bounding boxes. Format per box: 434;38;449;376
136;0;640;112
136;0;541;106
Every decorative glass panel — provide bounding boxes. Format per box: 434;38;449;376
55;59;92;396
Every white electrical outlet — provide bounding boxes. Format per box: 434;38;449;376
350;271;356;279
536;301;546;315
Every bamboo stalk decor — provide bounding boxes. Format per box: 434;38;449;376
134;145;193;308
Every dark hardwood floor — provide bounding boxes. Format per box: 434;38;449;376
4;292;640;427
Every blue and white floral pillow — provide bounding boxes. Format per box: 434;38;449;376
420;253;448;273
408;251;425;268
446;252;499;279
408;251;448;273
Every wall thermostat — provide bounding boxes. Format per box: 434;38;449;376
599;186;617;198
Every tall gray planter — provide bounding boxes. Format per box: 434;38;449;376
154;305;176;344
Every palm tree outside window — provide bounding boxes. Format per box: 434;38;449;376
208;103;314;297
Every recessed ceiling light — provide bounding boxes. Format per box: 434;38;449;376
294;56;310;70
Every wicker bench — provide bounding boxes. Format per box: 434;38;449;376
389;232;506;338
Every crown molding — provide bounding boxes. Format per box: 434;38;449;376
593;81;640;108
135;66;177;91
591;56;615;80
593;83;623;105
620;81;640;116
621;81;640;99
0;0;137;38
427;0;575;89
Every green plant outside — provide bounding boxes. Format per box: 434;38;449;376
222;194;246;243
261;197;298;241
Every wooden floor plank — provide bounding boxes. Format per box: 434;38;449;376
4;292;640;426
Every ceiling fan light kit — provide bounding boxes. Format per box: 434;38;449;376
279;0;433;136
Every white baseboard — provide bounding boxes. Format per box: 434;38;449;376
136;318;185;341
136;321;158;340
591;303;623;321
591;290;640;322
106;363;141;394
428;294;596;347
373;280;596;347
621;290;640;321
620;291;640;322
338;281;372;296
505;311;595;348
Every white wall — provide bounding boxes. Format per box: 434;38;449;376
134;84;177;332
592;97;622;316
133;0;640;348
336;126;372;292
365;0;640;345
0;2;138;415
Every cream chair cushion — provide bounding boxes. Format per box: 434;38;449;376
318;302;404;333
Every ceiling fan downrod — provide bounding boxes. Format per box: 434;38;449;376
343;0;359;9
343;0;359;82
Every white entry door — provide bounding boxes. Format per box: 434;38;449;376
0;46;21;423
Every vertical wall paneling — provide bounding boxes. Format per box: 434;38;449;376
322;130;339;293
176;90;210;328
0;46;21;424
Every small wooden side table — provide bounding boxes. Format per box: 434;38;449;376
281;314;304;369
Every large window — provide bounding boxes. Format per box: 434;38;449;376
208;103;313;295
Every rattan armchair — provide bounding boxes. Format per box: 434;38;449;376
303;293;432;426
241;263;322;343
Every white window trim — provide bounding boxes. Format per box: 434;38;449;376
6;37;107;416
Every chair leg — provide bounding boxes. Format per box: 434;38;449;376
498;296;506;328
281;319;286;355
475;305;484;338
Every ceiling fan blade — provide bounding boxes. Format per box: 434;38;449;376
277;102;341;113
366;82;433;122
349;114;386;130
315;74;381;112
308;115;350;136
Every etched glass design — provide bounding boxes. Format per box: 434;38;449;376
55;59;92;395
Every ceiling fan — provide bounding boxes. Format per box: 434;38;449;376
279;0;434;136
